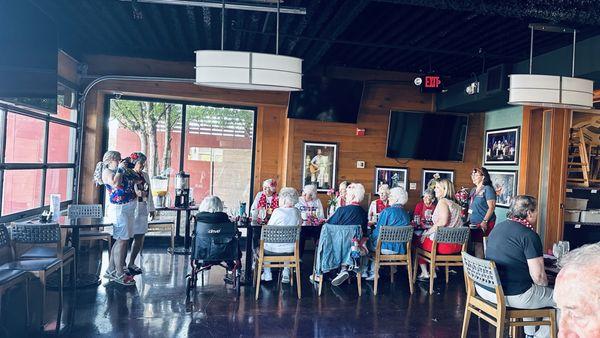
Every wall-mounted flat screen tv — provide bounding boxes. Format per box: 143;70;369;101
0;1;58;114
287;76;364;124
386;111;469;161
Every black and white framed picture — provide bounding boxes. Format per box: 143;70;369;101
488;170;518;208
484;127;520;165
374;166;408;194
302;141;337;193
422;169;455;195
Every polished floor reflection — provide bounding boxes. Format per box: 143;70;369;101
4;244;496;337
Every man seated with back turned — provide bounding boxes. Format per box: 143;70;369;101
477;195;556;338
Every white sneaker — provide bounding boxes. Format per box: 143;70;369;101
366;274;375;281
261;271;273;282
361;271;369;278
282;269;291;284
331;270;349;286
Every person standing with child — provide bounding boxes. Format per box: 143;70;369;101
93;151;137;286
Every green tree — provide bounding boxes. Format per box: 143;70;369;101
110;100;181;176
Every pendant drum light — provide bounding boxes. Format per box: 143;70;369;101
508;24;593;109
195;0;302;91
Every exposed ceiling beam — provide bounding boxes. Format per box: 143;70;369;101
231;25;518;60
369;0;600;26
119;0;306;15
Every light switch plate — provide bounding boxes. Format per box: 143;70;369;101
409;182;417;190
356;161;365;169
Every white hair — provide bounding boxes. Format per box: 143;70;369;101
199;195;224;213
263;179;277;192
559;243;600;270
389;187;408;205
346;183;365;203
303;184;317;199
377;184;390;196
279;187;299;207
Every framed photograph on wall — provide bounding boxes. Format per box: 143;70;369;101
302;141;337;193
374;166;408;194
488;170;518;208
484;127;520;165
422;169;455;195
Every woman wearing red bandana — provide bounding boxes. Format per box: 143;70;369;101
250;179;279;225
368;184;390;223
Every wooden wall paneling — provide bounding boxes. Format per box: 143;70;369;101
287;81;483;211
58;50;80;84
80;90;106;204
543;108;570;249
77;56;486;213
519;107;544;196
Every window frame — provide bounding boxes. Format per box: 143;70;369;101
0;80;78;222
102;94;258;208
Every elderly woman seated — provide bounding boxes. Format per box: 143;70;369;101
295;184;325;258
261;187;302;283
323;182;369;286
365;187;410;280
197;195;230;224
196;195;239;283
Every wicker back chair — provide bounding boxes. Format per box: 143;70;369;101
8;222;64;331
371;226;414;295
0;224;32;334
255;226;301;300
67;204;112;254
414;226;470;294
460;252;557;338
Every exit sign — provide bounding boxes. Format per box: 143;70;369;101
415;75;444;93
422;75;442;93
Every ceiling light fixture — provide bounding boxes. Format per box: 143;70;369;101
508;24;593;110
194;0;303;91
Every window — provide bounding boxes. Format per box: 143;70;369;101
0;85;79;220
107;97;255;214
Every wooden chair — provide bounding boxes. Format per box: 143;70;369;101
4;223;64;332
254;226;301;300
67;204;111;253
0;224;32;335
414;226;470;294
461;252;557;338
483;236;488;256
312;223;362;297
370;226;414;295
147;219;176;253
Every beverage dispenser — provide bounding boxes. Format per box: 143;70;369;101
174;171;190;208
151;176;169;208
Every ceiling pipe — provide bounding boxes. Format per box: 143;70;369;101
118;0;306;15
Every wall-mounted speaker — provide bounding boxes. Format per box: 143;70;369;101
486;63;511;94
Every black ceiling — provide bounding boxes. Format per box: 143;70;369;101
30;0;600;82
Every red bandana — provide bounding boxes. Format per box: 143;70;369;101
257;192;278;210
509;217;534;230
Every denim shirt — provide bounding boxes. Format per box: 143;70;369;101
314;223;362;275
369;204;410;254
